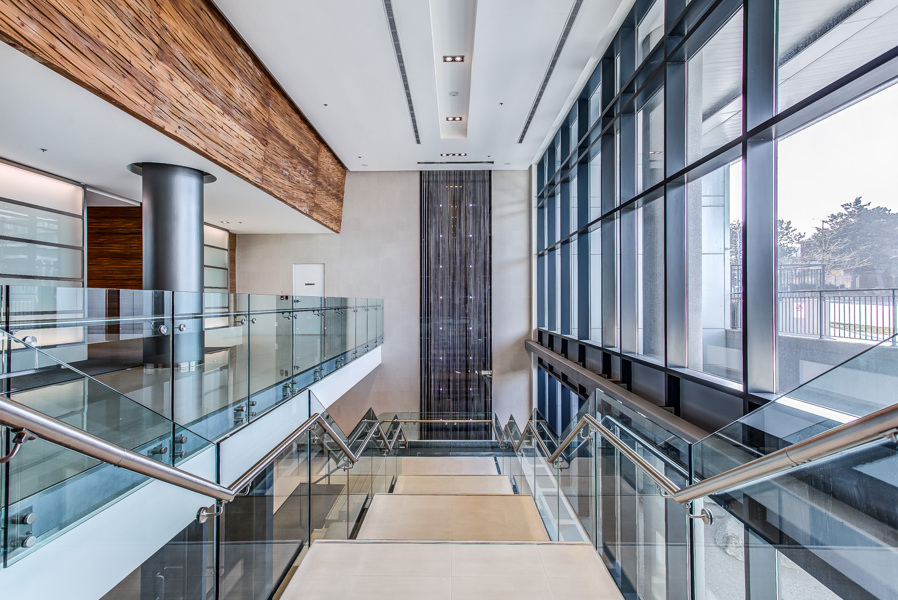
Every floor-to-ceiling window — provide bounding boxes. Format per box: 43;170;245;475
535;0;898;417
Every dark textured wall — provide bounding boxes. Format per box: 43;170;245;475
420;171;492;437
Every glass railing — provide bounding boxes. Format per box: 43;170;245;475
513;332;898;600
0;329;213;567
375;411;501;455
43;390;405;600
0;286;384;443
0;285;382;575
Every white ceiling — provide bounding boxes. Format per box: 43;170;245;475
0;42;331;234
0;0;633;236
214;0;632;171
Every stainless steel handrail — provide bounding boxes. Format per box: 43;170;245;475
0;394;407;519
508;402;898;504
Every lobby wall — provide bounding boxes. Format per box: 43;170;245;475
491;171;533;427
237;170;532;431
237;171;420;429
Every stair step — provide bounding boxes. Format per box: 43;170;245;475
399;456;499;476
357;494;549;542
393;475;514;495
280;540;624;599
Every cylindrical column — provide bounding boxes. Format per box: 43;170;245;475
140;163;205;293
131;162;213;368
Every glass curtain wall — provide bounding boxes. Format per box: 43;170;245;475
535;0;898;415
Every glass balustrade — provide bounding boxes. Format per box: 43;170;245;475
0;329;213;567
503;333;898;600
0;284;384;573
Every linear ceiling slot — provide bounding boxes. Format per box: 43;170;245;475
517;0;584;144
383;0;421;144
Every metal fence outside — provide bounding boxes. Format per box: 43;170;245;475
730;288;898;343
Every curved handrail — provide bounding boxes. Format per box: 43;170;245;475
0;393;407;519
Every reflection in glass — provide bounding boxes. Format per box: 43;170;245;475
687;9;743;163
777;0;898;111
637;0;664;66
687;160;744;381
637;89;665;194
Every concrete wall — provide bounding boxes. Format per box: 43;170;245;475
492;171;533;426
237;170;533;431
237;171;420;430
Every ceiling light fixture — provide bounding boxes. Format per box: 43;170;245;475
443;55;464;62
446;116;463;122
441;153;467;157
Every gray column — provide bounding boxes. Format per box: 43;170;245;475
139;163;206;293
130;162;214;367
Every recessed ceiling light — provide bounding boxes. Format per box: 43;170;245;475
449;91;459;97
504;163;511;166
361;164;368;167
446;116;463;122
441;153;467;157
443;55;464;62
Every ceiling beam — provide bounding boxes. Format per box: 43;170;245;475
0;0;346;232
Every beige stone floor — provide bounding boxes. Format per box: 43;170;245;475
281;541;625;600
393;475;513;495
399;457;499;476
356;494;550;542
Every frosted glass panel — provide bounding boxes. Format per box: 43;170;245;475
0;162;83;215
204;266;227;289
0;240;82;278
0;200;83;247
203;225;229;249
204;246;228;269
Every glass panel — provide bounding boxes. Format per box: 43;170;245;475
693;333;898;481
570;169;579;232
691;498;747;600
569;237;579;338
203;224;229;249
687;159;744;381
636;88;665;194
248;297;294;415
590;83;603;125
203;266;228;290
219;436;311;599
634;197;665;360
1;331;210;565
0;239;81;279
0;199;84;247
0;162;84;215
777;0;898;112
101;520;214;599
637;0;664;65
686;9;743;163
775;81;898;392
589;225;602;344
589;150;602;221
204;245;228;269
603;215;620;349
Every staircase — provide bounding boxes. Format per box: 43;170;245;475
279;457;624;599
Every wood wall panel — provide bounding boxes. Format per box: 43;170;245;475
86;207;142;290
0;0;346;232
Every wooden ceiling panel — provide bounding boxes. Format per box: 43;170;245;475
0;0;345;231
